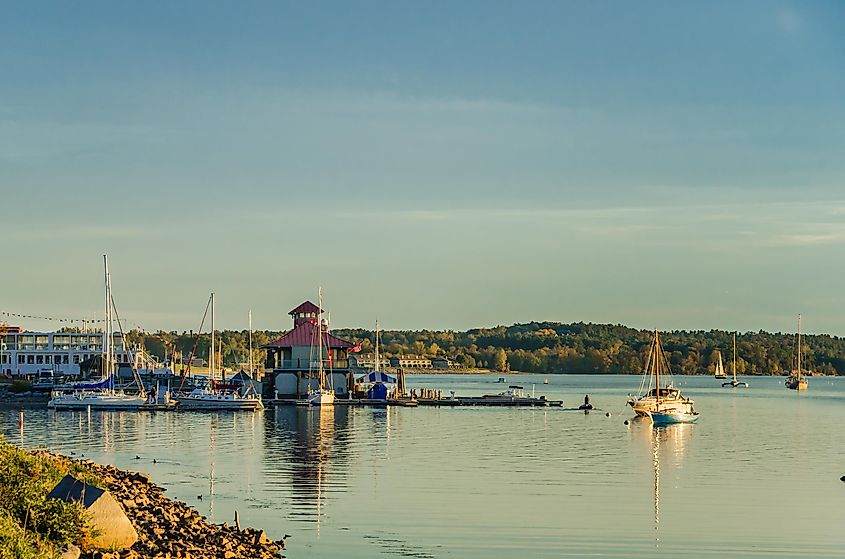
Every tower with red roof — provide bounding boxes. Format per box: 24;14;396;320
262;301;354;399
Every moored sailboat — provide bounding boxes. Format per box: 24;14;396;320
176;294;264;411
785;315;809;391
627;330;699;424
306;288;335;406
722;332;748;388
713;351;727;379
48;256;146;410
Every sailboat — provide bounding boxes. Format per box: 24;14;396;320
177;293;264;410
722;333;748;388
48;256;147;410
307;288;335;406
785;315;809;391
713;351;727;379
627;330;699;424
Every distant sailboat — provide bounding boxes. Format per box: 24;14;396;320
785;315;809;391
713;351;727;379
722;333;748;388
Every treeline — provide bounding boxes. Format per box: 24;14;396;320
123;321;845;376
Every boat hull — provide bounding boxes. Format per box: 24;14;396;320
648;410;699;424
785;379;808;391
48;393;146;410
176;398;264;411
722;380;749;388
307;391;335;406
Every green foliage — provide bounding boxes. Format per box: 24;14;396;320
126;322;845;376
0;438;98;557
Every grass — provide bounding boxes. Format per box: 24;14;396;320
0;437;100;558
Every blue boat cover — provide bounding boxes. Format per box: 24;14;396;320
357;371;397;384
70;376;114;390
368;382;389;400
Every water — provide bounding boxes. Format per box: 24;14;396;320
3;374;845;558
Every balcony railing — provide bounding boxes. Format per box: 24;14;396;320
272;358;349;370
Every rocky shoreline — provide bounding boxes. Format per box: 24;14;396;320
34;450;285;559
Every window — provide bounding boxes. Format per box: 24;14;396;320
27;355;34;364
45;355;52;364
37;355;44;364
18;355;25;364
63;355;69;364
73;355;79;364
0;355;6;364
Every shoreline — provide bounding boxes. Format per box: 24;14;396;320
29;448;286;559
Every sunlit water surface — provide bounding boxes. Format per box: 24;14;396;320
3;374;844;558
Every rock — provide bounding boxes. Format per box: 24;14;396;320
60;544;81;559
47;475;138;550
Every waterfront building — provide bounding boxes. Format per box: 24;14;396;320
388;355;433;369
349;353;390;371
431;356;458;369
0;326;164;378
262;301;355;399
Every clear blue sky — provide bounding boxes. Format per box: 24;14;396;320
2;1;844;335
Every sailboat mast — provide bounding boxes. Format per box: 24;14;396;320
654;330;660;412
797;314;802;380
103;255;112;385
374;319;380;373
248;310;253;374
210;293;215;380
318;288;324;389
732;332;737;382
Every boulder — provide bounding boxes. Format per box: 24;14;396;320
47;474;139;550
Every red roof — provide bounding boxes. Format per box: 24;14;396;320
289;301;322;315
263;320;354;349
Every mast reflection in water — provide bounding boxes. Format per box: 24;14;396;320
263;406;353;531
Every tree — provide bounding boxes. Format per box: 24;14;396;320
492;348;508;372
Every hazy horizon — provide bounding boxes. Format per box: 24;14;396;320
2;2;843;335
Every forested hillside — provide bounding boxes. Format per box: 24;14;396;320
127;321;845;376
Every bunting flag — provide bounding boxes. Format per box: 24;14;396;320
1;310;104;323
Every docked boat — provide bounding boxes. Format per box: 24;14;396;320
175;294;264;411
785;315;809;391
722;333;748;388
48;256;146;411
306;288;335;406
713;351;727;379
627;330;698;423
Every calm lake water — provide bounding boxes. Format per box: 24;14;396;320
3;374;845;558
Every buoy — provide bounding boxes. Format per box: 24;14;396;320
840;475;845;482
605;412;611;417
623;419;630;425
18;411;24;428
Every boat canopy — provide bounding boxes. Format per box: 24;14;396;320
357;371;397;384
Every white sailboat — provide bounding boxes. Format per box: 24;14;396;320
48;256;146;410
307;288;335;406
785;315;809;391
713;351;727;379
177;294;264;411
722;333;748;388
627;330;699;424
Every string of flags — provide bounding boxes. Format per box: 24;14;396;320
1;310;105;323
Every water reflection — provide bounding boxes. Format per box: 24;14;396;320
264;406;353;530
643;422;693;548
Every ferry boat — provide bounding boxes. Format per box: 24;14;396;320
627;330;698;422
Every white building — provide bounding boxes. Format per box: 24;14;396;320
0;327;161;378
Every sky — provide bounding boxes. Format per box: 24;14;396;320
1;1;844;335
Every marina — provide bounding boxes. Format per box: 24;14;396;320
3;373;844;559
